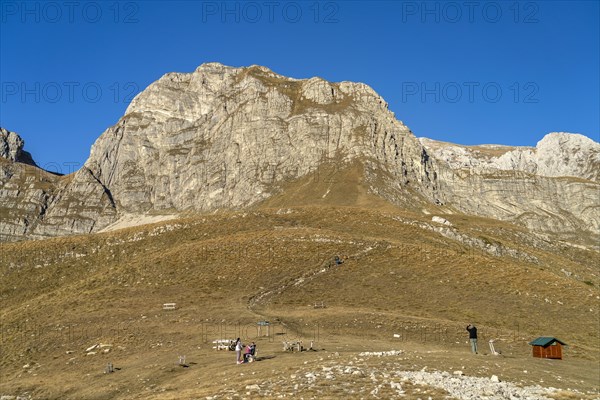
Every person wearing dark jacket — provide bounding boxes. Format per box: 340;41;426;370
466;324;478;354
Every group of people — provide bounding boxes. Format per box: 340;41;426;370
230;325;476;365
233;338;256;364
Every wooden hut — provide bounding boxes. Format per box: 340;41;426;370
528;337;567;359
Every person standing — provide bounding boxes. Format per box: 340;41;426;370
466;324;478;354
234;338;243;364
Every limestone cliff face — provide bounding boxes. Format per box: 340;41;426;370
31;63;437;237
420;133;600;181
1;63;598;244
0;129;58;241
421;135;600;244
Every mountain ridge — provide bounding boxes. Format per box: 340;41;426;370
1;63;598;245
420;132;599;182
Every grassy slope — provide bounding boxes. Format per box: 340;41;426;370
0;163;598;399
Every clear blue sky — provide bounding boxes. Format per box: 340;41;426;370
1;0;599;172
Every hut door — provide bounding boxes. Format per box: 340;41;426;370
549;342;561;359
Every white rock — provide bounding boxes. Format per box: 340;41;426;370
432;216;452;226
85;344;99;352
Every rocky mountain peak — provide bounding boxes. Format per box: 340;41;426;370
0;128;37;166
87;62;430;216
125;62;390;122
1;64;598;246
534;132;600;181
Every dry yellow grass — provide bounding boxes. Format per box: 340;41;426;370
1;204;598;399
0;162;598;398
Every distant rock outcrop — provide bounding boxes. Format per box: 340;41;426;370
420;132;600;181
1;63;598;245
0;129;59;240
420;134;600;242
0;127;37;166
